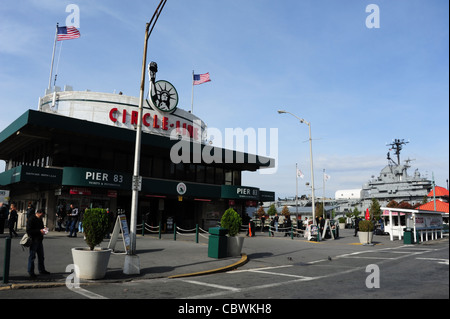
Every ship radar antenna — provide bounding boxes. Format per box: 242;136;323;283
386;139;409;166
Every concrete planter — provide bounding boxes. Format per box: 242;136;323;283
358;231;374;245
71;247;112;280
227;236;244;257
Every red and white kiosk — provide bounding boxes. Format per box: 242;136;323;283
381;206;444;242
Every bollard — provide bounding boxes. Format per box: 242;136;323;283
291;225;294;239
142;219;145;236
196;224;199;243
3;237;11;284
173;223;177;241
158;221;162;239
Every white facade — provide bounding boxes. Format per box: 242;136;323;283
39;90;207;143
335;189;362;200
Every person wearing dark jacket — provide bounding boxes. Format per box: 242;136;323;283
8;203;18;237
354;217;360;237
26;209;50;278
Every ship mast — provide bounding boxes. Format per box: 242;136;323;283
386;139;409;166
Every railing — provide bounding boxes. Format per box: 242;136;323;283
136;222;210;243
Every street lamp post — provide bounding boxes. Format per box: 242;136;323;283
127;0;167;274
278;110;316;224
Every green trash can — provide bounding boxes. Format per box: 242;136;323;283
403;228;414;244
208;227;228;259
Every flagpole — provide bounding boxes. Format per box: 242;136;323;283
323;169;326;219
296;163;298;217
48;23;59;92
191;70;194;113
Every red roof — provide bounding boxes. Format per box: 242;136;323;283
427;186;449;197
418;200;449;214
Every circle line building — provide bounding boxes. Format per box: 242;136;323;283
0;86;275;231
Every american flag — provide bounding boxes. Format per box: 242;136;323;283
57;26;81;41
193;73;211;85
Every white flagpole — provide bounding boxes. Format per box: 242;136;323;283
48;23;59;92
323;169;326;219
296;163;299;216
191;70;194;113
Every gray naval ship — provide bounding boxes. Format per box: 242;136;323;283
335;139;433;214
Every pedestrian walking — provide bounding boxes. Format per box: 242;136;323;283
67;204;79;237
269;218;275;237
8;203;18;237
26;209;50;278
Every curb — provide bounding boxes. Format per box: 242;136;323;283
1;254;249;289
168;254;248;279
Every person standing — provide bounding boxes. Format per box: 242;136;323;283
8;203;18;237
55;204;66;232
26;202;35;220
67;204;79;238
274;213;279;232
26;209;50;278
354;217;360;237
0;202;8;235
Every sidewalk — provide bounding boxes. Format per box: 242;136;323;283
0;230;246;290
1;227;447;290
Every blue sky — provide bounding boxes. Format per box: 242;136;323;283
0;0;448;199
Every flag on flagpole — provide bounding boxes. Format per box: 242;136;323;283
324;173;330;182
297;168;304;179
57;26;80;41
193;73;211;85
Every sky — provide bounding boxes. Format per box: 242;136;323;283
0;0;448;199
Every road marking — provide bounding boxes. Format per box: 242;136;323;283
248;269;314;279
416;258;449;265
69;287;108;299
229;265;292;273
182;279;241;292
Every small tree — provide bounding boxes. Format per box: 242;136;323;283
387;200;399;208
256;206;266;218
281;205;290;217
267;204;277;216
369;198;381;220
351;207;361;219
83;208;110;251
220;208;242;237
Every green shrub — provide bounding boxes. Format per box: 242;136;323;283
338;217;346;223
358;220;374;232
83;208;110;250
220;208;242;237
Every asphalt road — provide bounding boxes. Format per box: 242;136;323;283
1;229;448;304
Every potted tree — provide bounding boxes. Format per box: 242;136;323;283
338;217;346;230
71;208;112;279
358;219;374;245
220;208;244;257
